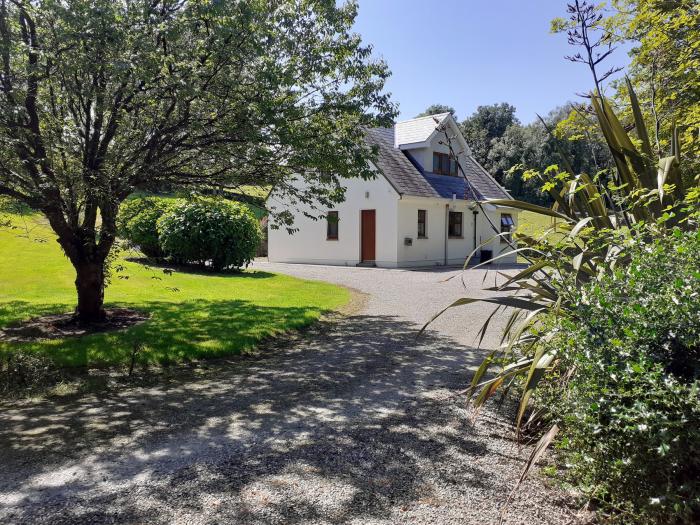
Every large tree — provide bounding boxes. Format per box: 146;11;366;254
551;0;698;181
488;106;611;204
0;0;394;323
460;103;519;172
609;0;699;177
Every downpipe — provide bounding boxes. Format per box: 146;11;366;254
444;203;449;266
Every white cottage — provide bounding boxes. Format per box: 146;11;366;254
267;113;519;268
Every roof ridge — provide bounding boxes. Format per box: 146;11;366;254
397;112;450;124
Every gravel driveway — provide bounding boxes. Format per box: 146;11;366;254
0;262;577;525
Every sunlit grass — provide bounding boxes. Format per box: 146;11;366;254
515;211;564;263
517;210;562;239
0;214;348;367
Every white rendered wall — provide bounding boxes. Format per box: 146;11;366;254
404;130;519;266
267;171;400;267
396;197;449;266
476;206;519;265
395;199;518;267
268;184;518;267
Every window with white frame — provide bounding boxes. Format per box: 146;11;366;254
417;209;427;238
327;211;339;240
448;211;463;238
500;213;514;242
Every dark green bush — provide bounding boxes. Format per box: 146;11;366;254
118;197;176;258
157;198;262;271
536;229;700;523
1;196;31;227
0;195;31;215
1;349;60;396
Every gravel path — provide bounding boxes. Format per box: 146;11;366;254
0;262;577;524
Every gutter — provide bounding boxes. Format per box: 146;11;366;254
472;207;479;259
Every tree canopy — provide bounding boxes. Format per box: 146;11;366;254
0;0;395;321
460;103;519;170
609;0;699;179
415;104;457;120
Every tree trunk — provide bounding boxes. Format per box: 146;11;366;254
43;203;116;325
74;260;107;324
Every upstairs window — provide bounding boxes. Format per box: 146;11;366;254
433;152;458;176
500;213;514;242
448;211;463;238
327;211;339;240
417;209;427;238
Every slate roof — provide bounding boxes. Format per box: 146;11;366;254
394;112;451;147
423;172;481;201
461;155;511;200
365;123;511;201
365;127;440;198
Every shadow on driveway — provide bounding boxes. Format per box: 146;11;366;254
0;314;574;524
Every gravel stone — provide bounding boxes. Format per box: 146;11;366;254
0;262;580;524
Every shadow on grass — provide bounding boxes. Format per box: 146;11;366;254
125;257;276;279
1;299;330;368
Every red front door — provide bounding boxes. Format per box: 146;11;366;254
361;210;376;262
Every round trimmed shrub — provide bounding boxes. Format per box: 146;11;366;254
157;198;262;271
118;197;176;258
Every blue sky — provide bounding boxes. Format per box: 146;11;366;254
352;0;630;123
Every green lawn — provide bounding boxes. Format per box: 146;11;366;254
516;210;562;239
515;211;565;263
0;214;348;367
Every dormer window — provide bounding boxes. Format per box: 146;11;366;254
433;152;458;176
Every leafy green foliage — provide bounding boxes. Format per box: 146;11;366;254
421;4;700;519
0;195;31;228
0;0;395;320
536;230;700;523
461;103;520;172
117;197;177;258
459;104;611;204
455;83;696;427
1;348;61;396
609;0;700;179
157;199;262;271
424;74;699;523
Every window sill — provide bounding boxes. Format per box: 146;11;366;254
448;236;464;239
327;237;339;241
417;236;428;240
